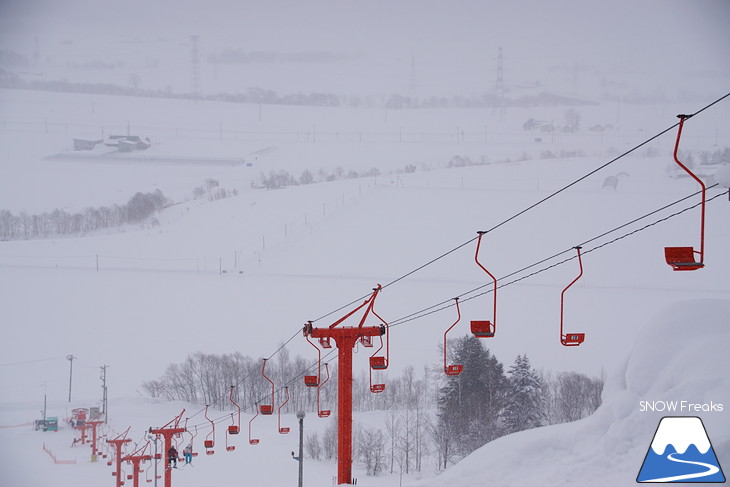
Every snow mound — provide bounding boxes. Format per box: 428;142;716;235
411;299;730;487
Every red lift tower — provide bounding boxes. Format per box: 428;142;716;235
148;410;186;487
303;285;387;485
122;441;151;487
87;419;104;461
107;428;131;487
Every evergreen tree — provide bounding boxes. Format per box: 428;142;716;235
436;336;508;458
504;354;545;433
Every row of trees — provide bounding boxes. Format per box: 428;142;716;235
257;166;381;190
0;190;168;240
143;338;603;476
2;67;592;110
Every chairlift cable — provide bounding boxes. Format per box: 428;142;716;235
388;189;729;329
172;93;730;433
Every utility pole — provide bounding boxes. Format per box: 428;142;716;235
494;46;506;121
100;365;109;423
190;35;201;102
295;411;305;487
66;355;76;403
42;382;47;423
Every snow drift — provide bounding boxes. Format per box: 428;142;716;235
411;299;730;487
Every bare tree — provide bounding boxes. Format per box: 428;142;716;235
358;427;386;476
384;408;402;474
305;432;322;460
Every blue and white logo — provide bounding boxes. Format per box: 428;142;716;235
637;416;725;483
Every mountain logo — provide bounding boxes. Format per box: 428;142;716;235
637;416;725;483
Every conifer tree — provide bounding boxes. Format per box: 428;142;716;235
504;354;545;433
436;336;508;457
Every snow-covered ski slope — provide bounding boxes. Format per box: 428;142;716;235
1;86;729;486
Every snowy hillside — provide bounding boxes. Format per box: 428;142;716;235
2;1;730;484
412;299;730;487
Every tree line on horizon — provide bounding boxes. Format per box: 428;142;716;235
0;190;168;240
141;336;603;476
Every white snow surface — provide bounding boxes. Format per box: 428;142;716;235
1;3;729;480
413;299;730;487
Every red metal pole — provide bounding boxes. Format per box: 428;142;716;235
560;246;583;344
149;410;186;487
672;115;705;263
337;334;355;485
311;325;383;484
88;420;104;460
107;437;131;487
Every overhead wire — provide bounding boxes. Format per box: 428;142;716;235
153;92;730;436
389;188;729;328
185;185;730;430
310;91;730;323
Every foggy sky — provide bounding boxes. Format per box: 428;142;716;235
1;0;728;97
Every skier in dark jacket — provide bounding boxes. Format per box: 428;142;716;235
167;446;178;469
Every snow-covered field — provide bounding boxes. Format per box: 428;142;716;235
1;86;728;486
2;1;730;485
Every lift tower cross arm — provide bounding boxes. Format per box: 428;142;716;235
305;284;387;485
148;409;186;487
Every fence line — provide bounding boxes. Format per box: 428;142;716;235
0;117;673;146
43;443;77;465
0;181;377;276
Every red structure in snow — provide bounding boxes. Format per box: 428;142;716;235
87;419;105;460
121;441;151;487
278;386;291;434
665;114;706;271
470;231;497;338
148;410;186;487
107;428;131;487
71;408;90;445
443;297;464;375
303;284;387;485
560;246;586;346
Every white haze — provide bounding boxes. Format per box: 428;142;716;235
0;2;729;486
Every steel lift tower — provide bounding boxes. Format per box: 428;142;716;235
148;410;186;487
303;285;388;484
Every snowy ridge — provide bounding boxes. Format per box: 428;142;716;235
413;299;730;487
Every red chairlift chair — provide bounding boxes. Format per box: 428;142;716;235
368;316;389;371
560;246;586;347
225;414;236;452
317;363;332;417
368;334;387;393
248;405;260;445
303;322;321;388
443;298;464;375
278;386;291;434
664;115;706;271
471;231;497;338
181;424;199;458
227;387;240;435
203;405;215;455
260;359;275;415
367;293;389;392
